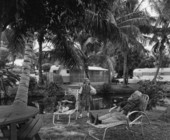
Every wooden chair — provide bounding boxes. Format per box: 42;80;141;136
52;89;79;125
0;115;42;140
18;115;42;140
87;94;150;140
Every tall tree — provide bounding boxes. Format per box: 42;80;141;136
146;0;170;82
149;0;170;122
14;31;34;106
85;0;149;85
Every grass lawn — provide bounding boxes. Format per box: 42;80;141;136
39;106;170;140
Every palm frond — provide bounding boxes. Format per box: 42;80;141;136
6;26;26;56
51;35;84;69
118;16;149;27
119;25;141;37
106;10;117;26
128;37;146;53
117;11;145;23
85;8;120;42
162;0;170;19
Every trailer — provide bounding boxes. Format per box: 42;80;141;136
133;68;170;82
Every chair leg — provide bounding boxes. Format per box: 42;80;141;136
34;133;41;140
89;130;100;140
140;123;144;136
103;127;109;140
53;114;57;125
76;110;78;120
68;114;71;125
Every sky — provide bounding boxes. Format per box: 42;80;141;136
140;0;158;17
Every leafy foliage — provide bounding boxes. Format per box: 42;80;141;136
28;76;37;92
97;83;115;108
45;82;65;97
0;69;20;99
42;63;52;72
42;82;65;112
138;81;166;110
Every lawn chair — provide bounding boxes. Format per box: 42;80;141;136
52;89;79;125
87;94;150;140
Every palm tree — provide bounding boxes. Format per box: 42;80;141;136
36;30;45;85
74;30;100;78
151;35;168;82
88;40;117;82
85;0;149;85
13;32;34;106
146;0;170;83
51;33;85;71
0;0;25;44
147;0;170;122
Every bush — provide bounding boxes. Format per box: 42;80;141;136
42;63;51;72
97;83;115;108
138;81;166;110
29;76;37;92
45;82;65;97
43;96;56;112
42;82;65;112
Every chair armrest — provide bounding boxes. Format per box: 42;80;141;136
127;111;141;118
62;100;73;103
109;106;117;112
127;111;147;118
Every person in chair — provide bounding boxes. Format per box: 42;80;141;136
89;90;143;125
55;88;76;113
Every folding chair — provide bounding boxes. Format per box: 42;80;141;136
126;94;150;135
87;94;150;140
52;89;79;125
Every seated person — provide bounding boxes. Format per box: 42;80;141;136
55;88;76;113
89;90;143;125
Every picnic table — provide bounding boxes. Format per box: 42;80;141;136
0;104;39;140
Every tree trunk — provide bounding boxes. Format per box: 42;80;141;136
13;36;33;106
152;52;162;83
123;52;128;86
106;56;115;83
12;55;16;67
0;27;2;47
38;40;43;85
84;60;89;79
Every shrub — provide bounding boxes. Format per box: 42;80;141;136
29;76;37;92
43;96;56;112
138;81;166;110
42;82;65;112
45;82;65;97
97;83;115;108
42;63;51;72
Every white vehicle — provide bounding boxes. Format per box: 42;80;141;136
133;68;170;82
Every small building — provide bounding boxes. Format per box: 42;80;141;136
70;66;109;83
49;65;109;83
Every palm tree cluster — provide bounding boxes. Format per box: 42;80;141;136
0;0;170;107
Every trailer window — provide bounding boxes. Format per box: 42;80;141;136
66;70;70;73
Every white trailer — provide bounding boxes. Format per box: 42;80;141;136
133;68;170;82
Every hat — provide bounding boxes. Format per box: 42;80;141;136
128;90;142;101
133;90;142;97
